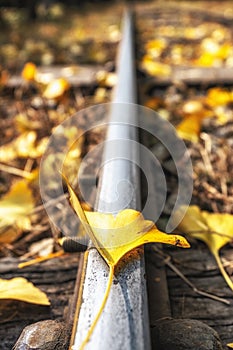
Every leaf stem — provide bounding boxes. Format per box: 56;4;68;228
213;250;233;292
79;265;114;350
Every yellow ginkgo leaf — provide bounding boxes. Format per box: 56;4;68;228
0;131;47;162
64;177;189;350
0;277;50;305
21;62;37;81
174;205;233;291
141;56;171;77
145;39;167;58
227;343;233;349
205;87;233;107
67;179;189;267
0;179;34;243
194;52;220;67
43;78;70;99
177;99;213;142
85;209;189;266
176;114;202;142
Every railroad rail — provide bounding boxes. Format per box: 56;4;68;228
69;9;151;350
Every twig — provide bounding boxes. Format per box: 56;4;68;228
152;245;230;305
0;162;33;180
32;193;68;214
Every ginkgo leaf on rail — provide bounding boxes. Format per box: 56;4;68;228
63;176;190;349
174;205;233;291
66;179;190;267
0;277;50;305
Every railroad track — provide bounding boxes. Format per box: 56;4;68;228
9;3;233;350
38;8;175;350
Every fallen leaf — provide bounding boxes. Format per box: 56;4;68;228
15;113;42;133
145;38;167;58
181;100;206;116
0;131;47;162
174;205;233;291
64;176;189;349
96;70;117;87
21;62;37;81
227;343;233;349
176;100;213;142
43;77;70;99
0;277;50;305
195;52;221;67
176;114;202;143
205;87;233;107
141;56;171;77
67;179;190;267
0;179;34;243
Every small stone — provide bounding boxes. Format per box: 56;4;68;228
151;318;223;350
13;320;70;350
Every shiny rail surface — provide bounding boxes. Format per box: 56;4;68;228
70;9;151;350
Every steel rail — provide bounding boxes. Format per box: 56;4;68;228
70;9;151;350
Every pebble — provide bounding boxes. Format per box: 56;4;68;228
151;318;223;350
13;320;70;350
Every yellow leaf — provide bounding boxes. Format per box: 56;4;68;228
175;205;233;291
85;209;189;266
43;78;70;99
96;70;117;87
0;179;34;243
176;100;213;142
227;343;233;349
64;177;189;349
182;100;205;116
141;56;171;77
195;52;220;67
0;131;47;162
21;62;37;81
176;114;202;142
145;39;167;58
67;180;189;267
15;113;42;133
205;87;233;107
0;277;50;305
